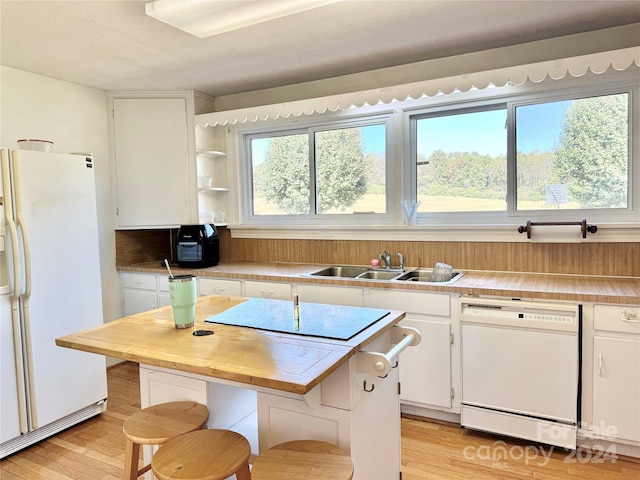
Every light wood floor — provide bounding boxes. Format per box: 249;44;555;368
2;361;639;479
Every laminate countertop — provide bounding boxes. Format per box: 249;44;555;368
118;261;640;305
56;295;406;394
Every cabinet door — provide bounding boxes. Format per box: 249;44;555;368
399;318;452;408
593;336;640;442
113;97;193;227
244;281;291;300
122;289;157;316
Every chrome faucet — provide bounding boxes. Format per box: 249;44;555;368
379;250;392;269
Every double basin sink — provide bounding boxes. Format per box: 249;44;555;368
304;265;465;285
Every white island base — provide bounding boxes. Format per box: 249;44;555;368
139;332;403;480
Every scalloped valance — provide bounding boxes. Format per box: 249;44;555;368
195;47;640;128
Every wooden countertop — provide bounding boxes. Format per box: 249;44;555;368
56;295;405;395
119;261;640;305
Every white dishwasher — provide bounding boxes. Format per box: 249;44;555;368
460;296;581;449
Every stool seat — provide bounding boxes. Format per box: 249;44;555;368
251;440;354;480
122;401;209;480
152;429;252;480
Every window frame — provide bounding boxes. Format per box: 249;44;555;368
232;70;638;234
405;80;637;225
241;112;397;226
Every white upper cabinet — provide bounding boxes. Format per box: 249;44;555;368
110;94;198;228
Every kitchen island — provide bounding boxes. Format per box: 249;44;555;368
56;295;414;480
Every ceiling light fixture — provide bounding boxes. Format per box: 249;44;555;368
145;0;341;38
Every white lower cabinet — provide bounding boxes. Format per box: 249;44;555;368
593;336;640;442
367;289;458;413
121;273;159;316
244;281;291;300
295;284;363;306
398;318;452;408
121;273;172;316
591;304;640;444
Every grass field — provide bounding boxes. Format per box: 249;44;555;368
253;194;581;215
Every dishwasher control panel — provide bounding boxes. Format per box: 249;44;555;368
460;296;580;332
519;312;575;324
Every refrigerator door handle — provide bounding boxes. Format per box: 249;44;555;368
1;149;29;433
11;150;39;428
1;150;22;300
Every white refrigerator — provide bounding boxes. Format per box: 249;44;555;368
0;148;108;458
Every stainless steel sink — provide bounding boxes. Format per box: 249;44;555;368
356;270;402;280
305;265;466;284
307;265;371;278
393;269;466;285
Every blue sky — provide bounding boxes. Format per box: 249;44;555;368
253;102;569;163
516;101;570;154
415;102;569;158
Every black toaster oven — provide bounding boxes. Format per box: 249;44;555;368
176;224;220;268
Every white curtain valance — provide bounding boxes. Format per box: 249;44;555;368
195;47;640;128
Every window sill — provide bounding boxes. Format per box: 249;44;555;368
227;223;639;242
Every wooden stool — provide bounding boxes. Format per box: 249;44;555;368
151;429;252;480
122;401;209;480
251;440;354;480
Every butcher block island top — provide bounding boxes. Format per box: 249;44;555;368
55;295;405;395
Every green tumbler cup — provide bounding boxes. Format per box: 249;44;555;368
169;275;197;328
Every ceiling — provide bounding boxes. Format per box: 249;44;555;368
1;1;640;99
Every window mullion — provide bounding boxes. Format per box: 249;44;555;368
309;130;318;215
506;102;517;215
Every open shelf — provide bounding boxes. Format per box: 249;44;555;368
196;150;226;159
198;187;229;192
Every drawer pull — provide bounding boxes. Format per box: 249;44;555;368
260;290;274;297
212;288;226;294
620;318;640;324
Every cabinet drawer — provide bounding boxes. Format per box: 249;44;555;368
296;284;363;307
244;281;291;300
368;290;450;317
594;304;640;334
199;278;242;297
121;272;156;291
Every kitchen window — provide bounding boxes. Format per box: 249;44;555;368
244;119;390;223
514;93;629;211
413;106;508;213
408;87;633;223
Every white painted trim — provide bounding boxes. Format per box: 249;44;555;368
227;223;640;242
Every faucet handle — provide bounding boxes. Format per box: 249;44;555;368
397;252;404;270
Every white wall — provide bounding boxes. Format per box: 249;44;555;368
0;66;121;330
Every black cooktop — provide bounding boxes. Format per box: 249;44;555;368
205;298;389;340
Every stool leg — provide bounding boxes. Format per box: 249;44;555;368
235;460;252;480
123;438;141;480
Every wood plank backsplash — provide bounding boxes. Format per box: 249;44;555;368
116;227;640;277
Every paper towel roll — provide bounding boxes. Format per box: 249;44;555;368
531;225;583;243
